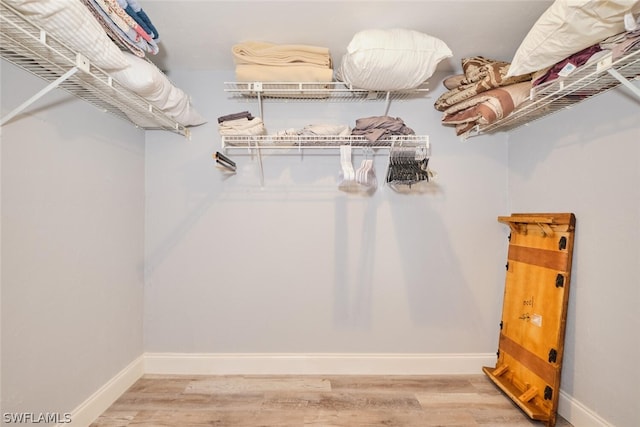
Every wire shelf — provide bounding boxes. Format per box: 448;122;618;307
223;81;430;102
0;1;188;135
475;48;640;135
221;134;429;150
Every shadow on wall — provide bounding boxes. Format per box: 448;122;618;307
389;193;484;332
3;93;145;155
144;150;345;279
507;85;640;179
330;179;484;336
145;144;483;342
144;148;224;277
557;228;581;398
2;97;75;126
332;193;378;329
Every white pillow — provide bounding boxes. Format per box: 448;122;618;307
338;28;452;91
110;53;207;127
506;0;640;77
4;0;129;71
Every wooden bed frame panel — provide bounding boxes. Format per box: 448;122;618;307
484;213;576;427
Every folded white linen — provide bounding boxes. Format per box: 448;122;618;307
218;117;266;136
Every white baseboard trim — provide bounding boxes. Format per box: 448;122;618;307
559;390;612;427
143;352;496;376
59;355;144;427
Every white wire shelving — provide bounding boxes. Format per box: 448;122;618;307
223;81;430;101
224;81;430;117
0;1;189;136
222;59;434;186
471;47;640;137
220;134;431;187
221;134;429;150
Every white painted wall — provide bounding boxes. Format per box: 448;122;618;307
0;58;3;421
1;61;145;420
506;82;640;427
4;50;635;427
143;70;509;355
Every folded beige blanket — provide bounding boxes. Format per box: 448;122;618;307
235;64;334;83
232;41;332;68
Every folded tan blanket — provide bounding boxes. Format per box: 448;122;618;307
235;64;334;83
435;56;532;111
232;41;332;68
442;81;532;137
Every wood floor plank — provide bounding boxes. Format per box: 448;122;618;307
416;391;515;408
327;374;476;393
89;411;137;427
303;409;466;427
185;376;331;394
260;391;423;411
126;410;306;427
91;375;574;427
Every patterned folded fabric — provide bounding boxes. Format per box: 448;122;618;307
83;0;145;57
441;81;532;138
83;0;158;57
532;44;602;87
434;56;532;111
117;0;159;40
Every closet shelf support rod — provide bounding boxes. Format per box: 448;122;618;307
606;68;640;100
383;91;391;116
1;66;79;126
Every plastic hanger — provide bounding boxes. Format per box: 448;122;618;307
338;145;358;192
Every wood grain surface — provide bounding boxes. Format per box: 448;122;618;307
91;374;574;426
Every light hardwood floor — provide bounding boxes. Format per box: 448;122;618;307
92;374;573;426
